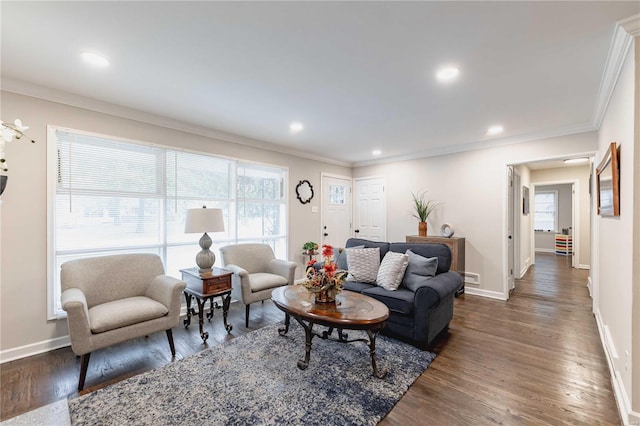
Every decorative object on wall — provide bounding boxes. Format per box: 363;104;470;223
410;191;440;237
596;142;620;217
1;119;36;196
184;206;225;272
296;179;314;204
522;185;530;215
440;224;455;238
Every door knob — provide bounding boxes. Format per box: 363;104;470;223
323;233;328;237
354;229;360;233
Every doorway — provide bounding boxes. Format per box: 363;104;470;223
321;174;352;248
353;177;386;241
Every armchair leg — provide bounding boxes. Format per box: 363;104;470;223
166;329;176;357
245;304;250;328
78;352;91;391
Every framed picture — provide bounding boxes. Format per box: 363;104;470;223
522;185;529;215
596;142;620;216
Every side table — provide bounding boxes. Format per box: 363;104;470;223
180;267;233;343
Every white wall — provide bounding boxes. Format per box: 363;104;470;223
594;38;638;422
353;131;598;299
0;90;351;358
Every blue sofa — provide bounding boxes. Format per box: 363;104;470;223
337;238;462;349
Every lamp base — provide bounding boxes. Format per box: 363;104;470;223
195;232;215;272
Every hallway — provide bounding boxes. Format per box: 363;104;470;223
382;253;619;425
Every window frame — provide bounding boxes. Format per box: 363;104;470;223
533;190;559;232
47;125;289;319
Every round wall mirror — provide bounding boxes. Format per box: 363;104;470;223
296;180;314;204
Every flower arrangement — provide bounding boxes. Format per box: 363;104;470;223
1;119;36;173
300;244;347;303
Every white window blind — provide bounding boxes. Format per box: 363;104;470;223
534;191;557;231
48;127;288;318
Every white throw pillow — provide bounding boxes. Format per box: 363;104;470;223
376;251;410;291
346;247;380;283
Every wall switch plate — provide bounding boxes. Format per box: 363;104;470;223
311;206;318;213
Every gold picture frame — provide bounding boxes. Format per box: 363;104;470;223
596;142;620;216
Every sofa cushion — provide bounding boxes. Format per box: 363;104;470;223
343;281;375;293
361;287;414;315
389;243;451;274
402;249;439;292
346;247;380;283
89;296;168;333
377;251;409;291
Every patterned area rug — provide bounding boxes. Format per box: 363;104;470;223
68;322;435;425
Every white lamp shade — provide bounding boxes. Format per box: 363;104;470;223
185;207;225;234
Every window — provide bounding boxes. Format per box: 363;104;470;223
534;191;558;232
48;127;287;318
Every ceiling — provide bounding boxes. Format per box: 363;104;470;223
1;1;638;166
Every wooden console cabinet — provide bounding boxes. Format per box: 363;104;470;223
405;235;465;295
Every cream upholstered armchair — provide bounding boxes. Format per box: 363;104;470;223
61;253;186;390
219;244;296;327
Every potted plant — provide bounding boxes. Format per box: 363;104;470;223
302;241;318;254
411;191;439;237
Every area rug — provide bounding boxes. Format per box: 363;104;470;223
68;322;435;425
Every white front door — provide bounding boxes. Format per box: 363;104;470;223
354;177;386;241
321;175;352;248
507;166;515;292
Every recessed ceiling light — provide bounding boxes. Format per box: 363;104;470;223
289;122;304;134
372;149;382;156
436;67;460;82
564;158;589;164
487;125;504;136
81;51;109;67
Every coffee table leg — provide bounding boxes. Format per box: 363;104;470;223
222;293;233;333
297;320;314;370
366;329;387;379
278;313;290;336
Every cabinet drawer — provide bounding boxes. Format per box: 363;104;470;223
204;277;231;293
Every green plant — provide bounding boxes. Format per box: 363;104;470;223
303;241;318;251
411;191;439;222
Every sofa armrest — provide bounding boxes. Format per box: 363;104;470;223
61;288;92;354
411;271;462;302
146;275;186;319
267;259;297;285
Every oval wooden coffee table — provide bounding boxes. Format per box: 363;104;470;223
271;285;390;378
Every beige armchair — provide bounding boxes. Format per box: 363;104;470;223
219;244;296;327
61;253;186;390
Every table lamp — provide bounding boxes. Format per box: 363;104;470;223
184;206;225;272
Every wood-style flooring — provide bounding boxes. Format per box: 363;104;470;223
1;253;619;424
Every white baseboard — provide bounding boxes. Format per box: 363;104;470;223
519;258;532;278
587;276;592;297
594;312;640;425
464;287;508;301
0;335;71;364
578;264;591;270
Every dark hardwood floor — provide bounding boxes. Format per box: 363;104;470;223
1;254;619;424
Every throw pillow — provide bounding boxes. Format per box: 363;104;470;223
346;247;380;283
402;249;438;292
376;251;410;291
335;245;365;271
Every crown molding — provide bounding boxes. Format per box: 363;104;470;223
619;13;640;37
0;78;352;168
592;14;639;129
352;121;596;168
